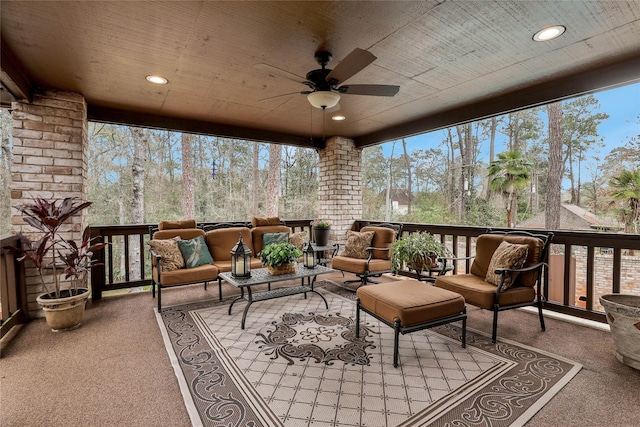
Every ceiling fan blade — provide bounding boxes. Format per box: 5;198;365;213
258;91;310;102
325;48;376;85
253;63;308;85
338;84;399;96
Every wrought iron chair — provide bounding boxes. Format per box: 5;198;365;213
331;223;402;289
434;230;553;343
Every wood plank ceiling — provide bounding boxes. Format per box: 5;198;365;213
1;1;639;149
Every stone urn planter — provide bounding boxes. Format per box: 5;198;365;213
599;294;640;370
37;288;90;332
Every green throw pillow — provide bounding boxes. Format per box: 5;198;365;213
263;232;289;247
177;235;214;268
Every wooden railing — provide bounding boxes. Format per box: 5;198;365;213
87;220;314;299
4;220;639;335
358;221;640;323
0;234;28;339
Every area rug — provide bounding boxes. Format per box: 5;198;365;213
156;281;582;427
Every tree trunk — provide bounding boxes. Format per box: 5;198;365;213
486;117;497;200
385;142;396;221
181;133;195;219
252;141;260;216
130;127;147;283
401;138;412;214
266;143;281;216
546;102;563;229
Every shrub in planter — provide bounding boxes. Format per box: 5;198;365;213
390;231;452;274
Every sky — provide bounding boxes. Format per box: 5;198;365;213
379;81;640;178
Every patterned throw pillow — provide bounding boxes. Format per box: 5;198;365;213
177;235;214;268
342;230;375;259
289;231;307;250
485;241;529;289
263;232;289;248
147;236;184;272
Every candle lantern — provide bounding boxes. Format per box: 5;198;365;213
231;234;252;277
303;242;317;268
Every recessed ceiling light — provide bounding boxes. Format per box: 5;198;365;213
332;115;346;121
533;25;566;42
146;75;168;84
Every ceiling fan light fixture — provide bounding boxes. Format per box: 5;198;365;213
307;91;340;109
532;25;566;41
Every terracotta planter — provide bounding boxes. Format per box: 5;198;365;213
36;288;89;332
599;294;640;370
267;263;296;275
313;228;330;246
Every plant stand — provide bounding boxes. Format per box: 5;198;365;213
600;294;640;370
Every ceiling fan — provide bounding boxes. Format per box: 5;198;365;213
256;48;399;109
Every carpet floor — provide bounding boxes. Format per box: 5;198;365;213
2;272;639;427
156;280;581;427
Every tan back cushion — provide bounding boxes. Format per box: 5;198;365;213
251;216;281;227
361;226;396;260
471;234;544;287
153;228;204;241
251;225;291;255
206;227;254;262
158;219;196;230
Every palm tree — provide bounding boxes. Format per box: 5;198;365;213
609;169;640;233
488;150;532;228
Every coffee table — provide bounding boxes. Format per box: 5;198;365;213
219;264;335;329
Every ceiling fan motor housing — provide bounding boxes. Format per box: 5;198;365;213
306;69;333;91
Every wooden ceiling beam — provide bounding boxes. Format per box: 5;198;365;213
1;40;33;105
87;105;325;149
355;55;640;148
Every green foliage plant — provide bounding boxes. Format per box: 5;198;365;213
259;242;302;268
609;169;640;233
9;197;106;298
310;219;331;229
390;231;452;274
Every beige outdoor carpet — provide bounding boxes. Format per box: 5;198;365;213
155;281;581;427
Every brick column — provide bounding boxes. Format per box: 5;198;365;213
11;89;88;317
317;136;362;244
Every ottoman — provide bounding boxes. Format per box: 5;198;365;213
356;281;466;367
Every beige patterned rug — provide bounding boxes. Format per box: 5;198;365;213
156;281;581;427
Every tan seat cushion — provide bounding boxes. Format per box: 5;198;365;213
213;258;263;273
485;241;529;289
331;256;391;274
153;264;218;286
357;281;465;327
342;230;375;259
435;274;535;309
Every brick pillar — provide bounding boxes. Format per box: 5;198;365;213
317;136;362;244
10;89;88;317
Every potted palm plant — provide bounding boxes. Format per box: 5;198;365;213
10;197;106;331
390;231;452;274
260;241;302;275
